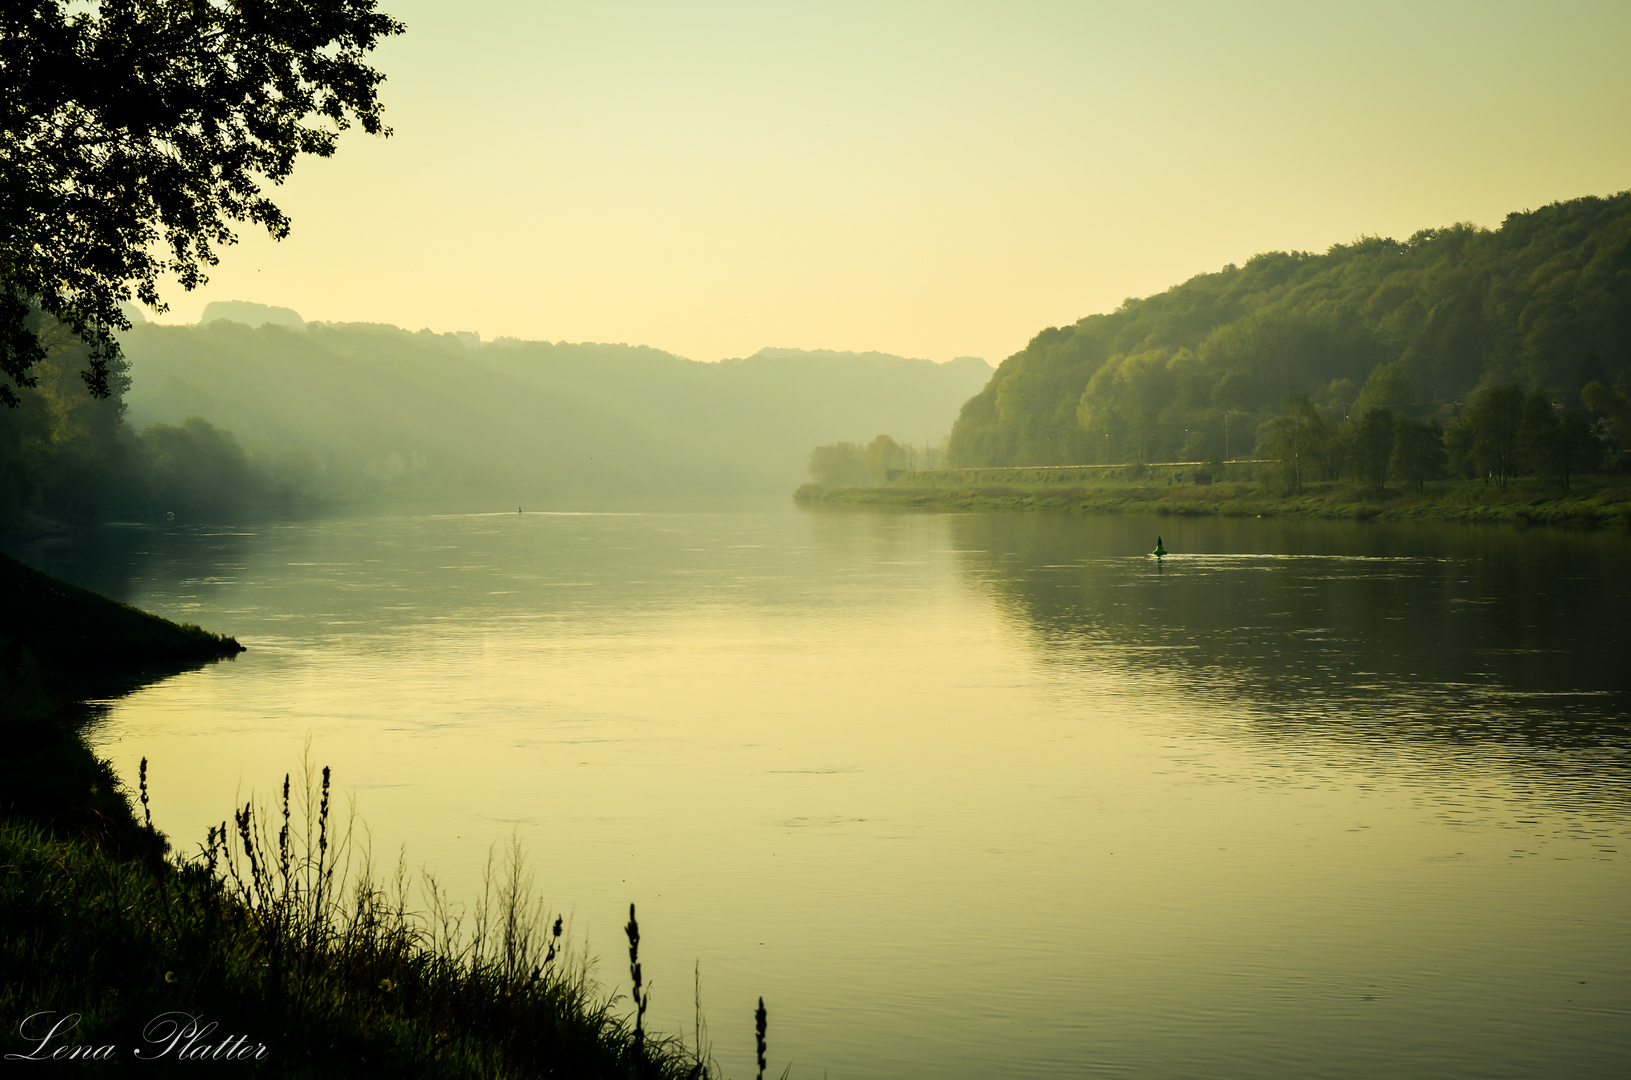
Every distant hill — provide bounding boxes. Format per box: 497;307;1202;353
199;300;305;329
119;323;991;508
948;191;1631;466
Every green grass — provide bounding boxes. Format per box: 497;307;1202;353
794;472;1631;529
0;760;723;1078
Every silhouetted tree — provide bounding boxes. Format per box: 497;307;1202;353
0;320;137;518
1581;381;1631;431
1;0;405;404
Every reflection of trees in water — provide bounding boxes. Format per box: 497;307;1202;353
2;523;260;609
947;513;1631;752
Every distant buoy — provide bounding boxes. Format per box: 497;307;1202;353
1151;535;1167;558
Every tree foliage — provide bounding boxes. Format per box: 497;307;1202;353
1581;380;1630;465
809;435;908;486
948;192;1631;467
1389;418;1446;492
0;322;328;522
864;434;906;480
1462;384;1525;488
1352;361;1413;414
808;441;868;486
1345;406;1396;492
0;316;135;517
1255;395;1330;495
1;0;405;404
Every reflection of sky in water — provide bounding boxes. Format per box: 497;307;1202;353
9;510;1629;1079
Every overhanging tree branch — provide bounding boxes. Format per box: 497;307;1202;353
0;0;405;406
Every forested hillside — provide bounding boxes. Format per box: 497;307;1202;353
947;191;1631;467
0;314;990;523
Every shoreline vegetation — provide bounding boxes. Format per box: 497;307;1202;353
0;778;720;1077
1;550;244;849
794;466;1631;529
0;557;748;1077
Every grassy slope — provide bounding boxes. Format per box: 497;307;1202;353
795;473;1631;528
0;556;725;1078
0;817;707;1078
0;551;245;849
0;549;243;706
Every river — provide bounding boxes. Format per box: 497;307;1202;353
11;509;1629;1078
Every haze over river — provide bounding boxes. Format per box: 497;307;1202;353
12;510;1630;1078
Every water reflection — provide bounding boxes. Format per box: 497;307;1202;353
946;513;1631;751
9;521;260;617
4;509;1628;1079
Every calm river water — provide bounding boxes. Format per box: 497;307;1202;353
12;509;1630;1078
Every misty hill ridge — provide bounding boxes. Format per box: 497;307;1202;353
200;300;306;329
120;322;990;507
948;190;1631;467
190;307;981;371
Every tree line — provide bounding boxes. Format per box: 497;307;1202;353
1258;375;1626;496
0;321;332;525
807;435;911;486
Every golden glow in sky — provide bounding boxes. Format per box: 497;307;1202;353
155;0;1631;365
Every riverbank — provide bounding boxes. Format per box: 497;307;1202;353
0;555;720;1077
0;812;708;1077
1;551;245;849
1;549;244;705
794;471;1631;528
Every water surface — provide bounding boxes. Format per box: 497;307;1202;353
12;510;1629;1078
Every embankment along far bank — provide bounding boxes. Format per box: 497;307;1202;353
794;467;1631;530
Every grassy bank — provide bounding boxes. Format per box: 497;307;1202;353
0;549;244;719
1;551;245;850
0;771;714;1077
795;469;1631;529
0;556;745;1077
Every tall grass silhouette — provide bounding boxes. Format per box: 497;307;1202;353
2;754;799;1077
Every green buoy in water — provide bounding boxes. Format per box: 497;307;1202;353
1151;536;1167;558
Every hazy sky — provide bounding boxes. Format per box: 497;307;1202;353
154;0;1631;365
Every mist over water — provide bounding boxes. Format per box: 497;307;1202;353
10;510;1628;1079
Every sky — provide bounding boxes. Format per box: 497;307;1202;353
150;0;1631;365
